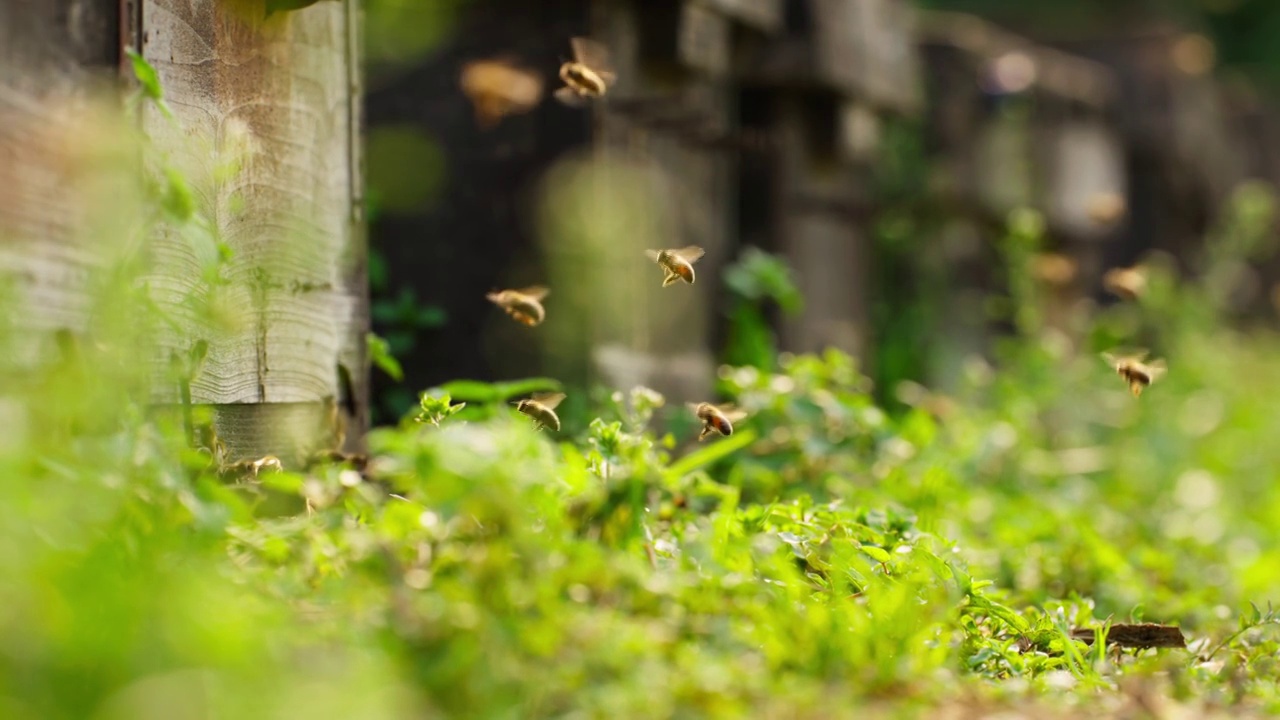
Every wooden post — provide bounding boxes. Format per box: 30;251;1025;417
0;0;122;367
139;0;366;463
738;0;923;368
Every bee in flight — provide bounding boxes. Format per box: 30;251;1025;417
689;402;747;441
554;36;617;106
1103;265;1147;301
487;286;549;327
514;392;566;431
1101;350;1166;397
459;56;545;129
645;246;706;287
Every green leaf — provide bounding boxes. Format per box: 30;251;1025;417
126;48;163;100
860;545;892;564
439;378;562;404
665;428;757;479
265;0;336;16
162;166;196;221
367;333;403;382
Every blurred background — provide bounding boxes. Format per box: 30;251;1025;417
7;2;1280;716
363;0;1280;428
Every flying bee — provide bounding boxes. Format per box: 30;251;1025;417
459;56;545;129
513;392;566;431
1103;265;1147;301
1030;252;1078;288
1086;192;1127;227
486;286;549;327
645;246;706;287
1101;350;1166;397
554;36;617;106
689;402;748;441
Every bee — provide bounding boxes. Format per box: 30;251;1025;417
1103;265;1147;301
645;246;706;287
487;286;549;327
1030;252;1078;288
1101;350;1166;397
554;37;617;106
689;402;748;441
1086;192;1127;227
513;392;566;431
459;56;545;129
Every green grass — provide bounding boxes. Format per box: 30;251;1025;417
7;252;1280;717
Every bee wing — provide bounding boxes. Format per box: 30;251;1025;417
597;70;618;88
553;86;587;107
531;392;566;410
644;249;663;262
570;36;612;73
1144;358;1168;381
1101;348;1148;366
716;404;749;423
458;61;492;96
485;290;508;305
685;402;704;414
672;246;706;263
515;285;550;301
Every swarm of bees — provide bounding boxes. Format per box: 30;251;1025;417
468;39;746;438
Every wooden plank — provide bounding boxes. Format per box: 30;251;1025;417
0;0;122;368
704;0;782;33
141;0;359;414
852;0;922;115
338;0;369;451
809;0;861;94
677;1;731;76
772;95;870;360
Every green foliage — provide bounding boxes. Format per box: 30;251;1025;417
15;18;1280;719
722;248;803;371
367;332;404;382
265;0;338;16
16;233;1280;716
125;48;173;119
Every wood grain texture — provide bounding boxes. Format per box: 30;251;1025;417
141;0;361;411
337;0;369;452
0;0;122;368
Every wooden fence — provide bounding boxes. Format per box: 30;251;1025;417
5;0;1278;447
1;0;366;464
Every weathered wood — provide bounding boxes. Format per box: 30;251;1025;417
0;0;123;368
141;0;363;458
773;95;870;360
919;10;1126;241
677;1;731;76
338;0;369;453
850;0;922;115
705;0;782;33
